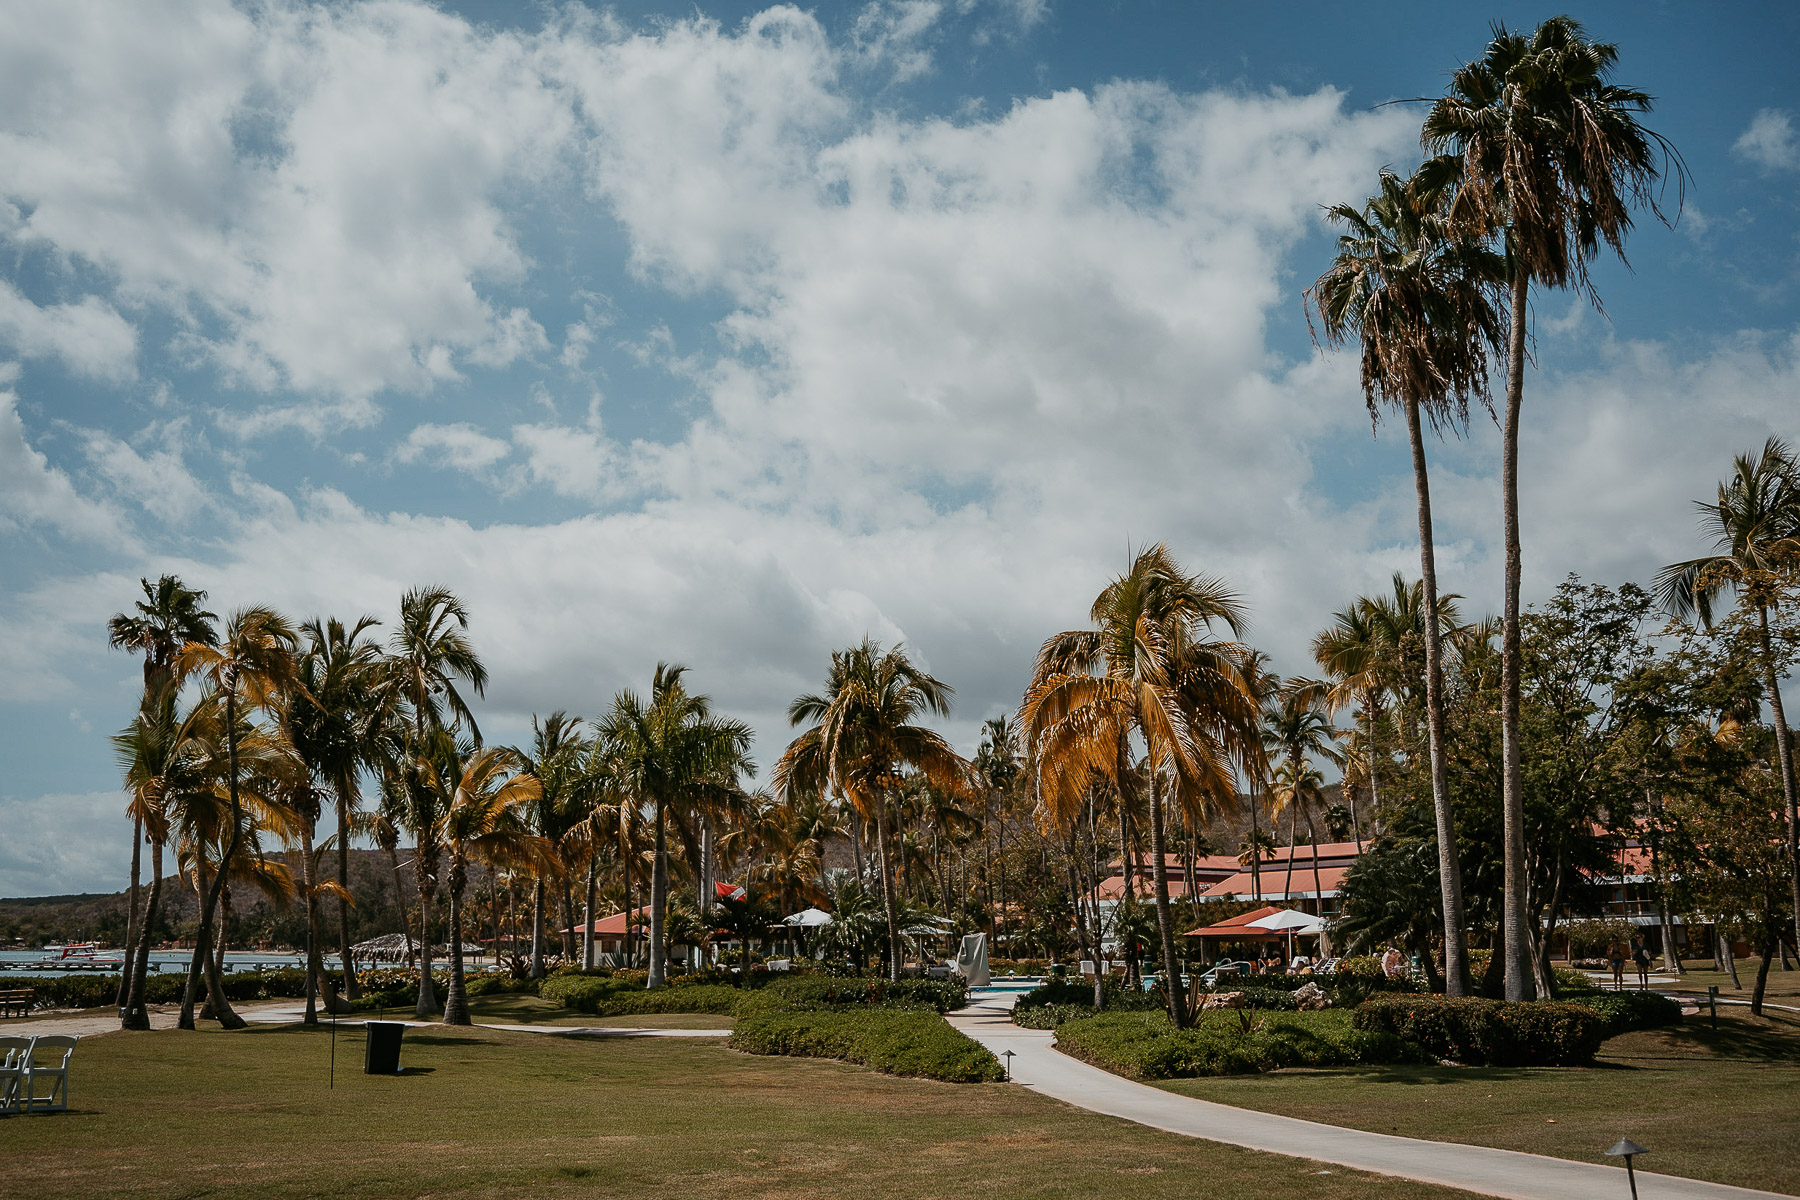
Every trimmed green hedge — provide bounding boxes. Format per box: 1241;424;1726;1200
9;969;321;1010
1564;990;1682;1036
1352;995;1607;1066
763;975;968;1013
730;1008;1003;1082
537;975;742;1016
1055;1009;1415;1079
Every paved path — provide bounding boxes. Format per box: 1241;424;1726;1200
0;1000;295;1039
947;993;1791;1200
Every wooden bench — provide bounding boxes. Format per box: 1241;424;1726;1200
0;989;35;1018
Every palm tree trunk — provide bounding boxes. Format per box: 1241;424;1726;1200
302;813;321;1026
1754;606;1800;952
385;843;415;969
1404;393;1473;998
530;877;546;977
414;854;439;1018
1248;778;1262;901
1146;767;1185;1027
1282;803;1297;901
443;856;470;1025
123;835;163;1030
561;882;577;961
1499;268;1533;1002
649;797;669;988
583;856;598;970
117;814;143;1010
337;792;358;998
181;687;247;1031
1305;809;1324;934
874;793;902;983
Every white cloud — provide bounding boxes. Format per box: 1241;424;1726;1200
81;419;213;525
0;281;137;382
1733;108;1798;172
0;790;130;897
395;422;512;473
0;387;127;547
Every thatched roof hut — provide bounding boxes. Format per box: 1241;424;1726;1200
352;933;421;963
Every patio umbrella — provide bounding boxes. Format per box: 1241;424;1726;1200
783;907;833;928
1246;908;1324;964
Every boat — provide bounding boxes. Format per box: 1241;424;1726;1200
29;942;125;971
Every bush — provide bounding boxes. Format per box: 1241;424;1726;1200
1563;918;1636;959
1552;966;1601;995
464;974;539;998
1333;955;1384;978
730;1008;1003;1082
537;974;743;1017
764;975;968;1013
1352;995;1606;1066
1564;990;1682;1036
1055;1009;1415;1080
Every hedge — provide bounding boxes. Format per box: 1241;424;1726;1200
537;975;743;1016
1564;990;1682;1036
1351;995;1606;1066
1055;1009;1415;1079
8;969;321;1010
730;1008;1004;1082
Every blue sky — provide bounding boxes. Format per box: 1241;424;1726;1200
2;1;1796;895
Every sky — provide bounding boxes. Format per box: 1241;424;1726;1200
2;1;1797;897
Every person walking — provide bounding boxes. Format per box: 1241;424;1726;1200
1607;938;1628;991
1633;934;1653;990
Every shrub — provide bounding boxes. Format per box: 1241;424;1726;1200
1563;918;1637;959
1055;1009;1415;1080
1352;995;1606;1066
1333;955;1384;978
730;1008;1003;1082
1552;966;1601;995
764;975;968;1013
1564;990;1682;1036
464;973;540;998
537;974;742;1016
1234;987;1298;1011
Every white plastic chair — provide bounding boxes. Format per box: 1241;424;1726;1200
0;1035;30;1116
21;1034;77;1113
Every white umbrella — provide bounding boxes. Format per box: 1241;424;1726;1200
783;907;833;928
1247;909;1325;933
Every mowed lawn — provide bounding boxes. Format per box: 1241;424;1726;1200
1157;1008;1800;1195
6;1023;1483;1200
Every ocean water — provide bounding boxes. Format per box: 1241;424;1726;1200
0;949;327;977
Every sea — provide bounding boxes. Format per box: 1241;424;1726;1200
0;949;336;978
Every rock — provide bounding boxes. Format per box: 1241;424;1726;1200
1202;990;1247;1010
1293;982;1331;1011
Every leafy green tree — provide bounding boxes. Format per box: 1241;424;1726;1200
1657;438;1800;951
1424;15;1685;1001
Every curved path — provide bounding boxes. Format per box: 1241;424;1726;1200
947;993;1791;1200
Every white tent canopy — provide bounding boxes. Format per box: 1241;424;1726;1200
783;907;833;928
1247;909;1325;934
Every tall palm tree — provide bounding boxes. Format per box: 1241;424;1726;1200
1262;679;1343;905
776;640;973;983
418;742;546;1024
387;586;487;1016
107;575;217;1013
1657;438;1800;950
1313;602;1389;843
1309;164;1503;996
1236;649;1282;902
600;664;753;988
1019;545;1259;1025
1424;15;1684;1001
174;607;300;1029
515;712;587;977
974;716;1021;946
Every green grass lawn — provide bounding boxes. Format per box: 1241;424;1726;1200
460;993;734;1029
1659;960;1800;1005
4;1023;1484;1200
1155;1008;1800;1194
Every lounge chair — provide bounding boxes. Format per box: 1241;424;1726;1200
0;1035;30;1116
21;1034;77;1113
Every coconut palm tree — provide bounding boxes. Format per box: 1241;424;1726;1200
1019;545;1260;1025
1313;602;1389;843
416;742;546;1025
515;712;587;976
1262;680;1342;907
1236;649;1282;902
386;586;487;1016
173;607;300;1029
1308;162;1504;996
1657;437;1800;950
107;575;217;1011
1424;15;1685;1001
600;664;754;988
775;640;974;983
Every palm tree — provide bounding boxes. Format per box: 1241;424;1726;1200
1657;438;1800;951
1309;163;1504;997
1019;545;1259;1025
973;716;1021;942
1313;602;1389;844
107;575;217;1014
515;712;587;976
775;640;973;983
387;586;488;1016
600;664;753;988
1262;680;1342;910
1424;15;1684;1001
419;742;546;1025
279;615;384;1015
1236;649;1281;902
174;607;300;1029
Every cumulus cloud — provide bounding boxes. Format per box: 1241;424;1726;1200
0;385;127;547
0;791;131;897
1733;108;1799;172
395;422;512;472
0;281;137;382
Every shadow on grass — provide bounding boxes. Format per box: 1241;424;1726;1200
403;1034;499;1047
1641;1019;1800;1064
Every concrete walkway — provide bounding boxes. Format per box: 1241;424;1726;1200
0;1000;296;1039
947;993;1791;1200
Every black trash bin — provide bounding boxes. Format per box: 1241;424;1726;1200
364;1021;404;1074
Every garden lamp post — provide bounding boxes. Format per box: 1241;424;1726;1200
1605;1138;1648;1200
1002;1049;1014;1081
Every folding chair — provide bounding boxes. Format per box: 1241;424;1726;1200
0;1036;30;1116
21;1034;77;1113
